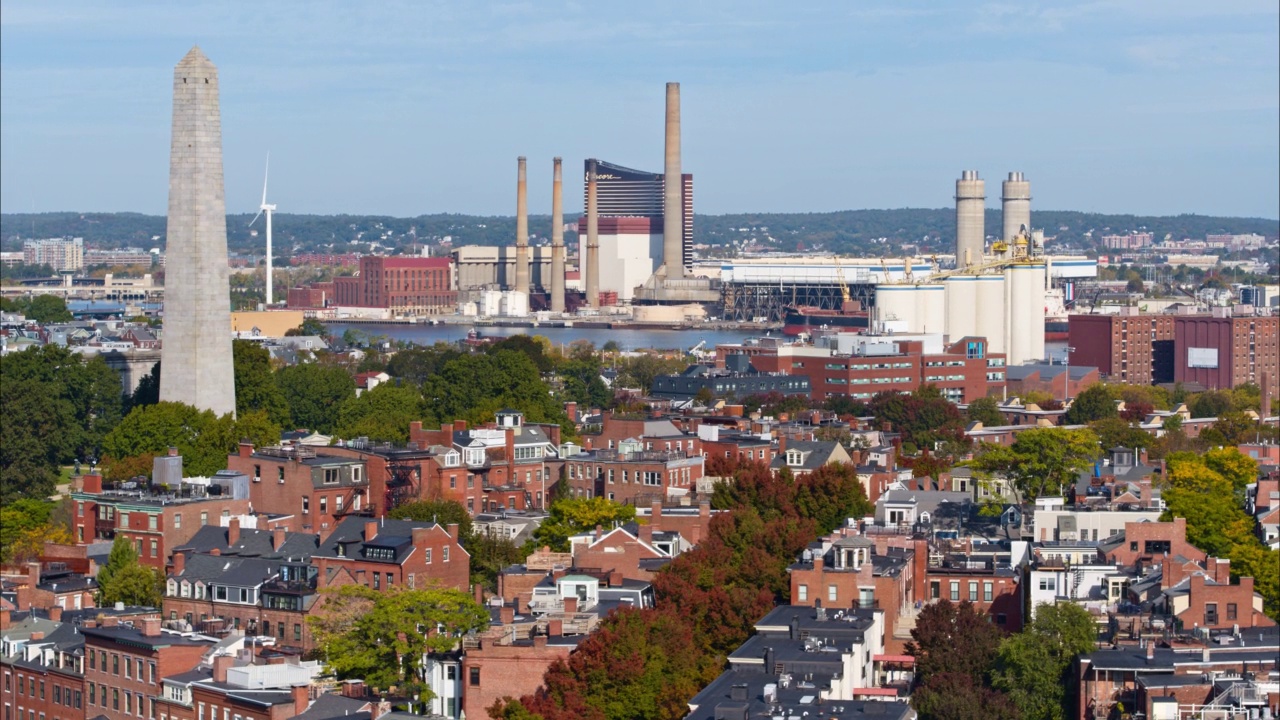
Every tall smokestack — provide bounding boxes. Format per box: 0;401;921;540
1001;171;1031;242
586;159;600;309
550;157;566;313
514;156;530;294
955;170;985;268
663;82;684;280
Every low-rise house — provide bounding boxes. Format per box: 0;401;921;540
561;439;704;505
311;517;470;595
770;440;851;477
81;616;216;720
1;608;86;720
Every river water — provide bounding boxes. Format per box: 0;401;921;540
324;322;761;352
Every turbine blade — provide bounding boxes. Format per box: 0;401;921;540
261;152;270;205
249;210;263;227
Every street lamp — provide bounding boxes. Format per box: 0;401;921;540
1063;346;1076;402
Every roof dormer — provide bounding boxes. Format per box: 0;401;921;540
496;409;524;428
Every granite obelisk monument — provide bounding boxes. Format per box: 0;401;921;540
159;47;236;417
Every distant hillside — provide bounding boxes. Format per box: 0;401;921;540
3;210;1276;258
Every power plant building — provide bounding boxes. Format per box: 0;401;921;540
581;159;692;300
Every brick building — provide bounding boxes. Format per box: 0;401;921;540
311;517;469;594
460;634;577;720
562;442;704;505
71;475;251;569
1;610;85;720
81;617;214;720
1005;363;1101;401
226;444;371;534
1068;311;1177;385
1173;313;1279;390
1098;518;1206;571
286;282;335;309
155;655;316;720
717;335;1006;404
312;256;456;314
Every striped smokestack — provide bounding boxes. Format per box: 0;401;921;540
550;157;566;313
663;82;684;279
514;156;530;294
586;158;600;309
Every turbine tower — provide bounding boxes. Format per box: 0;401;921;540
249;155;276;305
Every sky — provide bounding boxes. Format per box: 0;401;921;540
1;1;1277;219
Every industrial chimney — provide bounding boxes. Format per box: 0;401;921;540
586;159;600;309
663;82;684;280
550;157;566;313
1002;171;1031;242
955;170;985;268
514;156;530;294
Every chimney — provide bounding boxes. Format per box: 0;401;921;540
48;605;63;623
564;596;579;614
699;499;710;519
169;446;179;457
500;605;515;625
238;441;253;458
533;633;548;649
514;156;530;295
213;654;234;683
548;618;563;636
586;159;600;309
0;609;9;630
28;561;40;588
446;523;460;540
638;524;654;545
142;617;162;637
453;419;468;432
473;582;484;605
789;615;799;639
550;157;566;313
505;427;516;467
814;553;824;571
341;680;365;699
412;526;429;548
662;82;684;279
29;631;44;642
227;517;241;547
273;527;286;551
609;570;623;587
650;499;663;520
1145;642;1155;663
365;520;378;542
292;684;311;716
82;473;103;494
594;524;603;541
565;400;578;422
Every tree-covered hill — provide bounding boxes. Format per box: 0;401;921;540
3;209;1275;258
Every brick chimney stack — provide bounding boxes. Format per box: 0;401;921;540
142;617;162;637
212;654;234;683
365;520;378;541
273;527;286;551
173;551;186;575
292;685;311;716
49;606;63;623
227;517;241;546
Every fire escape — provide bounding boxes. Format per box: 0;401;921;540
384;456;421;514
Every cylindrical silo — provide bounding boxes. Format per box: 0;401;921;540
1006;263;1046;365
974;274;1006;355
1001;172;1031;242
915;283;946;334
955;171;985;267
945;276;978;342
874;284;917;332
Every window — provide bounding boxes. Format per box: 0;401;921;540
278;467;285;483
294;624;302;641
151;539;158;557
323;468;339;484
302;497;309;514
1039;577;1056;591
1227;603;1238;621
968;581;978;601
425;548;432;564
113;689;119;711
950;581;960;601
125;657;132;679
201;511;209;526
90;684;95;705
443;546;450;562
173;513;181;529
469;667;480;686
149;514;158;531
984;582;993;602
319;497;327;515
113;654;119;675
828;585;838;603
797;584;808;602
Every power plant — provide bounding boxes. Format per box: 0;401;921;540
549;157;566;314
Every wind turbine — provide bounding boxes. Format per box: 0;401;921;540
248;154;277;306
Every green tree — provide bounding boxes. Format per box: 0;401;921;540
0;499;55;565
422;351;571;433
233;340;291;426
530;497;637;552
388;499;472;537
385;343;464;386
128;361;161;410
1189;390;1234;418
22;295;74;323
285;317;328;337
0;379;76;501
467;530;526;592
1088;417;1152;450
968;428;1102;502
101;402;280;478
991;603;1097;720
334;383;425;443
966;396;1005;427
97;535;162;606
275;363;356;434
310;585;489;697
906;599;1005;684
1063;384;1117;425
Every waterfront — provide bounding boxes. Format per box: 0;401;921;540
325;321;763;351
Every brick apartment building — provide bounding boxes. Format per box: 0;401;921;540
562;442;704;505
1068;311;1177;385
286;282;335;309
460;634;576;720
226;444;371;534
311;517;469;594
155;656;313;720
1173;313;1279;390
71;474;251;569
717;335;1006;404
2;609;85;720
81;617;214;720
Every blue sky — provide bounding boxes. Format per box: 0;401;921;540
2;1;1277;218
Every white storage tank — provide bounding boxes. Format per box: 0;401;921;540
874;284;917;332
945;276;978;342
974;274;1006;355
499;290;529;318
914;283;946;334
479;290;503;317
1006;263;1046;365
